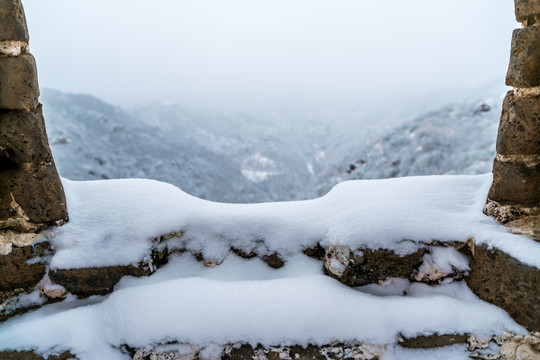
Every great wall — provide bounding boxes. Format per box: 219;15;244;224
0;1;539;359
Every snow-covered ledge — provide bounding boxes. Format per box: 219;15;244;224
0;174;539;359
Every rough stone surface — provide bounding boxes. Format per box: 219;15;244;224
262;253;285;269
488;157;540;205
0;40;28;56
49;265;151;297
324;246;425;287
0;240;49;291
506;214;540;240
466;244;540;331
0;53;39;110
497;91;540;155
515;0;540;22
0;351;76;360
324;245;364;279
399;334;469;348
0;105;68;229
0;0;29;42
133;344;386;360
506;26;540;88
223;343;386;360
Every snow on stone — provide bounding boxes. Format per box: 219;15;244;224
0;173;538;359
0;254;525;360
414;247;470;282
49;174;540;270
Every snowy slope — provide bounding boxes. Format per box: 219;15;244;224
42;86;505;203
309;98;503;197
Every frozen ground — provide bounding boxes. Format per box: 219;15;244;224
1;174;539;359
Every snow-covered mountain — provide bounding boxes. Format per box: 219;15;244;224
41;86;505;203
42;89;316;203
309;98;503;197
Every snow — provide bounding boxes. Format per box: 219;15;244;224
49;174;540;271
2;173;539;359
241;153;283;183
0;253;525;360
415;247;470;282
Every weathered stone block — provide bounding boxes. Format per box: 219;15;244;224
488;157;540;205
466;244;540;331
323;246;425;287
0;241;49;291
506;26;540;88
0;0;29;42
0;351;76;360
0;106;68;228
497;91;540;155
0;105;54;165
0;166;68;228
515;0;540;22
0;53;39;111
399;334;469;349
49;266;151;297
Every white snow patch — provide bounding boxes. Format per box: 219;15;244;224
415;247;470;282
48;174;540;270
241;153;283;183
0;256;524;360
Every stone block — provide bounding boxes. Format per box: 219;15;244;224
0;166;68;228
506;26;540;88
466;244;540;331
497;91;540;155
49;265;151;297
0;0;29;42
0;106;68;228
399;334;469;349
323;246;426;287
0;241;49;291
0;105;54;165
488;157;540;205
515;0;540;22
0;53;39;111
0;351;76;360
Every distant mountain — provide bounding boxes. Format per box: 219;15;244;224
41;87;504;203
309;97;502;197
42;89;322;202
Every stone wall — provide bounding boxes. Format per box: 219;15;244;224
0;0;68;308
486;0;540;240
0;0;68;252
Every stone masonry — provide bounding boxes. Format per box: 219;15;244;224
0;0;68;241
0;0;68;298
486;0;540;240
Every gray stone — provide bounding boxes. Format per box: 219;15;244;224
0;0;29;42
506;26;540;88
0;53;39;111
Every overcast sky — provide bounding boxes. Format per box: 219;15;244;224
23;0;516;107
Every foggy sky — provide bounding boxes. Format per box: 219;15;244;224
23;0;516;107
